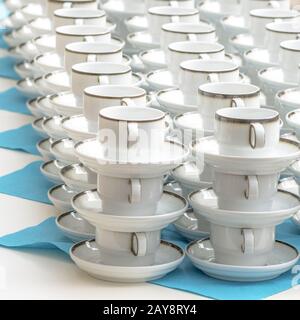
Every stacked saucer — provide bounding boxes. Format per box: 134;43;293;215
187;107;300;281
67;106;189;282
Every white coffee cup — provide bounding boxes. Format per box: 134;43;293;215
179;59;240;105
242;0;290;26
249;8;299;48
147;6;199;43
84;85;148;132
213;171;279;212
167;41;225;83
279;39;300;83
46;0;98;18
210;224;275;266
146;0;195;10
265;21;300;63
198;82;261;131
215;107;281;156
55;25;111;58
161;22;216;53
71;62;132;103
97;174;164;216
96;228;161;266
98;106;166;157
65;42;123;74
53;8;106;29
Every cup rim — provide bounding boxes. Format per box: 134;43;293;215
84;85;146;99
250;8;299;19
65;42;122;54
49;0;96;3
54;8;106;19
280;39;300;51
266;22;300;34
198;82;260;98
161;22;215;34
215;107;280;124
180;59;239;73
99;106;166;123
148;6;199;16
56;25;110;36
72;62;131;76
168;41;224;54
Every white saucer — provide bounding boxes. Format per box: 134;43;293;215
44;70;144;98
49;92;82;117
75;139;189;178
278;176;300;197
171;161;212;195
59;163;97;191
125;15;147;33
7;47;23;62
286;109;300;138
147;69;247;91
189;188;300;228
289;159;300;181
48;184;78;212
276;88;300;116
258;67;298;105
221;15;248;37
42;116;67;140
230;33;254;55
16;78;39;98
36;138;55;161
33;76;54;96
50;138;77;165
35;95;56;117
32;117;48;138
127;31;160;51
198;1;240;23
187;238;299;282
72;190;187;232
191;136;300;175
56;211;95;242
21;3;44;21
174;208;210;241
139;49;166;71
70;239;184;282
33;33;125;55
103;0;145;19
156;89;198;115
14;61;41;79
244;48;278;70
28;17;52;37
40;160;65;184
18;41;40;61
9;25;35;45
34;52;64;74
26;98;44;117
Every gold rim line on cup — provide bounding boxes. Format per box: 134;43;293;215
98;111;166;123
168;45;224;54
71;65;131;76
54;10;106;19
265;24;300;34
55;29;111;37
214;112;280;124
198;86;260;99
147;8;199;17
161;25;215;35
65;44;123;55
49;0;96;3
84;87;146;99
180;64;239;73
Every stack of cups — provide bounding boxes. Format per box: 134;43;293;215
70;106;190;280
187;107;300;280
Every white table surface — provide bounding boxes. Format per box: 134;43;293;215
0;77;299;300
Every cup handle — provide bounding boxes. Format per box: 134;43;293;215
249;122;265;149
244;175;259;200
171;16;180;23
86;54;97;62
187;33;197;41
207;73;219;82
129;178;141;203
63;2;72;8
268;1;280;8
296;34;300;40
121;98;136;107
198;53;210;60
127;122;139;144
83;36;94;42
98;75;110;85
241;229;255;254
131;232;147;256
230;97;245;108
169;1;179;7
74;18;84;25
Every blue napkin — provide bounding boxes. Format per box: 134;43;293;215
0;2;9;21
0;27;9;49
0;56;22;80
0;161;53;204
0;212;298;300
0;123;41;155
0;88;32;115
